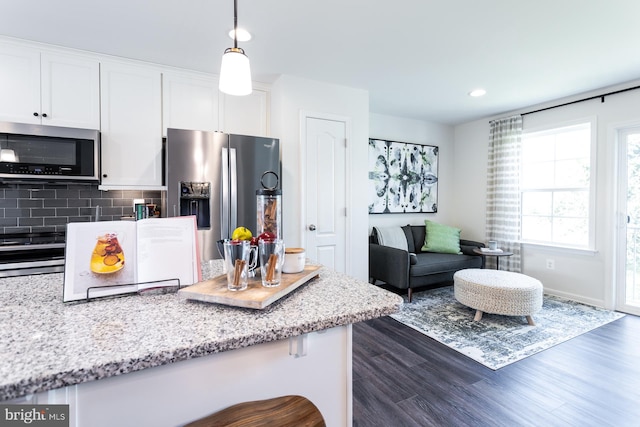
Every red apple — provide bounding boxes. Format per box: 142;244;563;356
258;231;276;242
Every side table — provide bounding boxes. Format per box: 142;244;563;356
473;248;514;270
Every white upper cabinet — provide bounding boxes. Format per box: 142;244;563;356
0;43;100;129
219;85;270;136
100;61;163;188
0;45;40;124
40;52;100;129
163;70;271;137
162;71;219;135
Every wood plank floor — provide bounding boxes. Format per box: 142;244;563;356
352;313;640;427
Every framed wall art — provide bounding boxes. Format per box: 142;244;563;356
368;138;438;214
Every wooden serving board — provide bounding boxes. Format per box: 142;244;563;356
178;264;322;309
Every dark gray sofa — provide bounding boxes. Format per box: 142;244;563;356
369;225;485;302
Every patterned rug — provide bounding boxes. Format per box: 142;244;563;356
390;286;625;370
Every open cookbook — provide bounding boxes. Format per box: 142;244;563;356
63;216;201;302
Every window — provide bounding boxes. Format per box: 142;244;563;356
520;121;594;248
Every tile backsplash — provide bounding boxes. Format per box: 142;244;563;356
0;182;163;235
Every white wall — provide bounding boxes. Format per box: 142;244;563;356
270;75;369;281
453;81;640;308
368;113;465;233
451;119;490;243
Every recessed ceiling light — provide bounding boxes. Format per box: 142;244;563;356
228;28;252;42
469;89;487;97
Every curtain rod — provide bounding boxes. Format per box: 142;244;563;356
521;84;640;116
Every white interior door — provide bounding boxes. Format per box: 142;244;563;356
304;116;347;273
616;126;640;316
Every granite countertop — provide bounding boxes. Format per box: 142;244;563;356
0;261;402;401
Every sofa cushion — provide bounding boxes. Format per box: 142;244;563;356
402;225;415;253
411;226;427;253
421;220;462;254
410;253;479;276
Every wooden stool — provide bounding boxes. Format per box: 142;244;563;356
184;395;326;427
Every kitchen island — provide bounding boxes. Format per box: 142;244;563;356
0;261;402;426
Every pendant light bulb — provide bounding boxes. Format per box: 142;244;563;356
219;0;252;96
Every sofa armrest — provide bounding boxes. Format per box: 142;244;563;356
460;239;485;255
369;243;410;290
460;239;486;268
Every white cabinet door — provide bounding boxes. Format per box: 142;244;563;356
100;61;163;188
0;44;41;124
41;52;100;129
162;71;219;135
219;85;270;136
0;44;100;128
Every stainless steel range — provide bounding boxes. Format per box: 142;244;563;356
0;231;66;277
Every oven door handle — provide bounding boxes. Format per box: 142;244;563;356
0;243;65;252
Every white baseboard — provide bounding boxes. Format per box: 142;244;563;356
543;287;605;309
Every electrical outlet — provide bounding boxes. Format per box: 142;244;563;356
546;259;555;270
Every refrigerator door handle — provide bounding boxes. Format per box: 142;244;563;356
221;147;230;238
230;148;238;232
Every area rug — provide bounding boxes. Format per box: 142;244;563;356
390;286;625;370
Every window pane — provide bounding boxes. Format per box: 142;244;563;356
555;128;590;160
628;138;640;225
520;121;592;248
553;190;589;217
522;134;555;162
555;158;590;188
553;217;588;246
521;161;555;188
522;191;552;215
522;215;552;241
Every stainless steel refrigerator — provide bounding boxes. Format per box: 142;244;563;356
165;128;280;261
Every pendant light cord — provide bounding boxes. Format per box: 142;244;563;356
233;0;239;49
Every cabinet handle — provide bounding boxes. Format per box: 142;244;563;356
102;174;108;178
41;113;48;118
33;112;39;117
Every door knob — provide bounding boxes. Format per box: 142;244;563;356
308;224;316;231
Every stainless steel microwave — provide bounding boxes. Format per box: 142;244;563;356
0;121;100;182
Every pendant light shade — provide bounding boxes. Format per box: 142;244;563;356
219;47;252;96
219;0;252;96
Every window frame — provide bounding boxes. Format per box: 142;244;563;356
519;117;597;251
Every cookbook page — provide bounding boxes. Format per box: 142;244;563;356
63;221;138;302
135;216;200;288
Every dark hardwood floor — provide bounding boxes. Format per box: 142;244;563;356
352;313;640;427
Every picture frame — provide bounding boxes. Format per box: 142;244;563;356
368;138;438;214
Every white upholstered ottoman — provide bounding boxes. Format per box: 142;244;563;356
453;268;543;325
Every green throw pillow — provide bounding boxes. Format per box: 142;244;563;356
421;220;462;254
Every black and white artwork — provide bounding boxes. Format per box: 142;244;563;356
368;139;438;214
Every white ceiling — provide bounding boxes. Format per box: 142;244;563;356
2;0;640;124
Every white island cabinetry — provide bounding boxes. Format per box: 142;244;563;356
48;326;350;427
100;60;163;189
0;43;100;129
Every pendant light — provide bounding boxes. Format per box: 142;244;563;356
219;0;252;96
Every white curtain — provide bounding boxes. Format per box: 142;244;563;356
486;115;522;271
